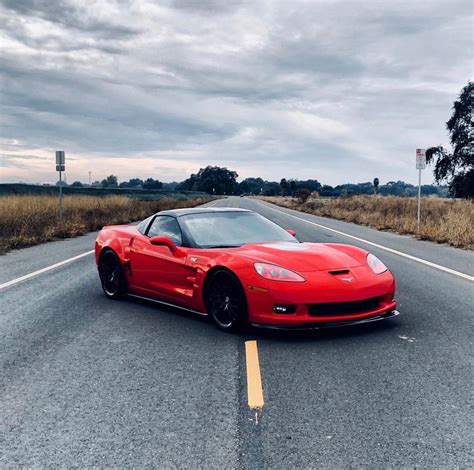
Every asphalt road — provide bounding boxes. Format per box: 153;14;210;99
1;197;472;468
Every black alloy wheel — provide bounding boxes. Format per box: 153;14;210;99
206;270;247;332
98;250;126;299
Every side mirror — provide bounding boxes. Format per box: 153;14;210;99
287;229;297;237
149;235;176;252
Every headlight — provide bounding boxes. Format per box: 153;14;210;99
254;262;305;282
367;253;388;274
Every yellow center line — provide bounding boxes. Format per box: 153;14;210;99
245;340;264;409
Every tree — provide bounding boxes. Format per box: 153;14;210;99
449;170;474;197
71;181;83;187
261;181;282;196
320;185;335;197
161;181;179;190
296;179;322;193
142;178;162;189
119;178;144;188
239;177;264;195
238;180;250;195
280;178;290;196
379;180;414;197
101;175;118;188
373;177;379;194
178;166;238;195
426;82;473;197
289;180;296;196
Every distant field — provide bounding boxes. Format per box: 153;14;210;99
261;195;474;250
0;183;206;200
0;194;213;254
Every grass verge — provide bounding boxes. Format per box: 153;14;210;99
260;195;473;250
0;195;214;255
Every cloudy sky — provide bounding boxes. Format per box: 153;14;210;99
0;0;472;185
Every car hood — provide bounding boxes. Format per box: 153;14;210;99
235;242;364;272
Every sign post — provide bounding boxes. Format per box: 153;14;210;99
416;149;426;232
56;151;65;220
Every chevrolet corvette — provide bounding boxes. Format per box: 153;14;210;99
95;207;398;331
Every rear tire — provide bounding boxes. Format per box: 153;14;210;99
98;250;127;299
206;270;247;332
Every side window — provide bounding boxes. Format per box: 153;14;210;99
147;216;182;245
137;216;153;235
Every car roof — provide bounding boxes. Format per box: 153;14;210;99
158;207;252;217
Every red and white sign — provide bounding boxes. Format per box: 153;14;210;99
416;148;426;169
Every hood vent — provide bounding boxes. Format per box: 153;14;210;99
329;269;350;275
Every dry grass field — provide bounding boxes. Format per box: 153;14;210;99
0;195;213;254
261;195;474;250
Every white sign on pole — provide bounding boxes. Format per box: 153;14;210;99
56;150;65;164
416;148;426;169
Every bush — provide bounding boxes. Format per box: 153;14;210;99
295;188;311;203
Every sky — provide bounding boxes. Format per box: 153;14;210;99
0;0;472;186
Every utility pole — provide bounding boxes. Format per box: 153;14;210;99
89;171;92;185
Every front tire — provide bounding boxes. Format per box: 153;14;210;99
206;270;247;332
98;250;127;299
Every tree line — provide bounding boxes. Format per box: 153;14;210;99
65;176;178;190
62;167;448;198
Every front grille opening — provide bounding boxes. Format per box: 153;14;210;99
308;296;382;316
329;269;350;275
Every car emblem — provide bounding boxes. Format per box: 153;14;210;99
190;257;198;263
340;277;353;283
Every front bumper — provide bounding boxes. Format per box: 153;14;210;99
250;309;400;331
244;265;397;326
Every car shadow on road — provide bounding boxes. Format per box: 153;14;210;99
125;294;401;343
243;318;401;343
125;294;213;325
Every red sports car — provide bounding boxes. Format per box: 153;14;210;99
95;208;398;331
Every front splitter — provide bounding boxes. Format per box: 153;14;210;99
250;309;400;331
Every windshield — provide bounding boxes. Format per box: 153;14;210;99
180;211;298;248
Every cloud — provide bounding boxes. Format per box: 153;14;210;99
1;153;47;170
0;0;472;185
1;0;141;38
169;0;247;15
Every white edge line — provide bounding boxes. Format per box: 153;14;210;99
259;201;474;282
0;250;95;290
